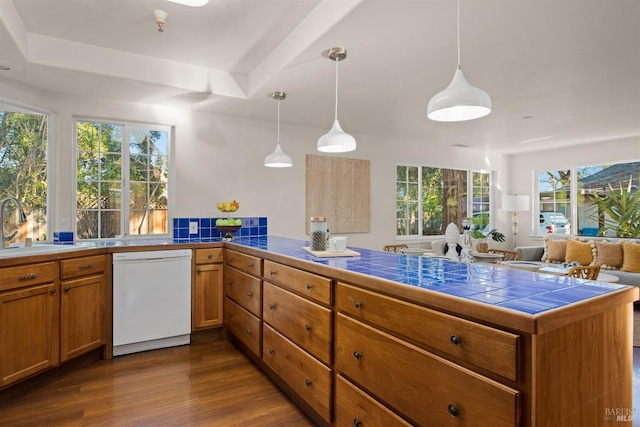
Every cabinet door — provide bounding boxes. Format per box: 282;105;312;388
0;283;59;387
60;275;105;362
193;263;224;329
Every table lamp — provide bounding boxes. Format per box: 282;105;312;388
503;194;530;247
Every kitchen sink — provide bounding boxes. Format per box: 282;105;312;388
0;243;81;258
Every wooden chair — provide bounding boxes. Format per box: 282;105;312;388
383;244;408;253
487;249;521;261
567;265;601;280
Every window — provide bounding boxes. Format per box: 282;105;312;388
536;161;640;237
0;106;49;242
396;165;492;236
75;120;171;239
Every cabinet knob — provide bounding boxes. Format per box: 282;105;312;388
353;351;362;360
447;404;460;418
246;330;252;335
305;379;312;387
306;283;313;290
268;348;274;355
354;301;362;309
353;419;362;427
269;304;276;310
227;256;233;261
305;324;312;332
64;286;71;292
197;269;201;274
450;335;461;346
51;288;57;294
208;253;213;259
247;292;252;297
247;263;254;268
228;280;233;286
270;270;277;276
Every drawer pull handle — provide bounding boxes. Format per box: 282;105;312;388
51;288;57;294
268;348;274;355
270;270;277;275
247;262;254;268
228;280;233;286
353;420;361;427
305;324;312;331
227;256;233;261
354;301;362;309
306;283;312;290
19;273;38;281
64;286;71;292
269;304;276;310
246;330;252;335
208;254;213;259
79;263;92;269
447;404;460;418
197;269;201;273
305;379;312;387
450;335;461;346
353;351;362;360
247;292;253;297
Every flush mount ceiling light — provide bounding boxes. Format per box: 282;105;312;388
317;47;356;153
166;0;209;6
427;0;491;122
154;10;168;32
264;92;293;168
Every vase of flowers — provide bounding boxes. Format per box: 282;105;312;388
469;213;505;253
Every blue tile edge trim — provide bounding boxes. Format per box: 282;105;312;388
172;217;268;241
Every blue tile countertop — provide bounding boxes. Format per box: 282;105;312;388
228;236;631;316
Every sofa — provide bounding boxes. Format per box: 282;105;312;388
516;238;640;287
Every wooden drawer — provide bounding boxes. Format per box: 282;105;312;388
335;375;412;427
263;282;332;365
224;297;261;356
264;260;331;305
61;255;106;280
225;249;261;276
194;248;223;264
224;266;261;316
0;262;57;291
263;324;332;424
336;314;520;427
335;282;519;381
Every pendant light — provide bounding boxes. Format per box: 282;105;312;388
427;0;491;122
264;91;293;168
317;47;356;153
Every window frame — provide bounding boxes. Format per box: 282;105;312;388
396;164;496;240
73;118;173;240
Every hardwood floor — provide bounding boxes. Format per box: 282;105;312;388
0;333;315;427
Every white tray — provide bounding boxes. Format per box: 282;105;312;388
303;247;360;258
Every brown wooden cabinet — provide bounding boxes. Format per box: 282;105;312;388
0;262;59;387
193;248;224;330
59;255;106;363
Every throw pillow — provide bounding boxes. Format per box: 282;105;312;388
594;241;623;270
542;238;566;263
621;242;640;273
565;239;595;266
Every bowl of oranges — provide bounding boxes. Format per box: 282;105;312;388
215;201;241;240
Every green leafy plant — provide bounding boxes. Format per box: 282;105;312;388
588;175;640;238
469;213;506;242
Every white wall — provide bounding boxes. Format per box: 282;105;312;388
0;78;510;251
508;136;640;248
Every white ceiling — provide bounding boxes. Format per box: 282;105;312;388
1;0;639;155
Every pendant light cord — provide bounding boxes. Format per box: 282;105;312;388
277;98;281;144
334;58;339;120
457;0;461;69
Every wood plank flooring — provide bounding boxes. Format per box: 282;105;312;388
0;334;316;426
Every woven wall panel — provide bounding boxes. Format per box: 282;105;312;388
306;155;370;234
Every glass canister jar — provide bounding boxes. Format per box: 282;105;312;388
310;217;328;251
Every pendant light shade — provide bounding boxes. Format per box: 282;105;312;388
427;0;491;122
264;91;293;168
317;47;356;153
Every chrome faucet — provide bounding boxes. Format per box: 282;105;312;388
0;197;28;249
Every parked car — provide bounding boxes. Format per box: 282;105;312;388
540;212;571;234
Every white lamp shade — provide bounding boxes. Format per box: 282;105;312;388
427;68;492;122
264;143;292;168
317;119;356;153
503;195;530;211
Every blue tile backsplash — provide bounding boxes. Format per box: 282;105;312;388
172;217;268;241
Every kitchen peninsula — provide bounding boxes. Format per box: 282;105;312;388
0;236;637;426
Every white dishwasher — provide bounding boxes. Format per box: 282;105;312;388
112;249;192;356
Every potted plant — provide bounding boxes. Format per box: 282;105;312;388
469;213;506;252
